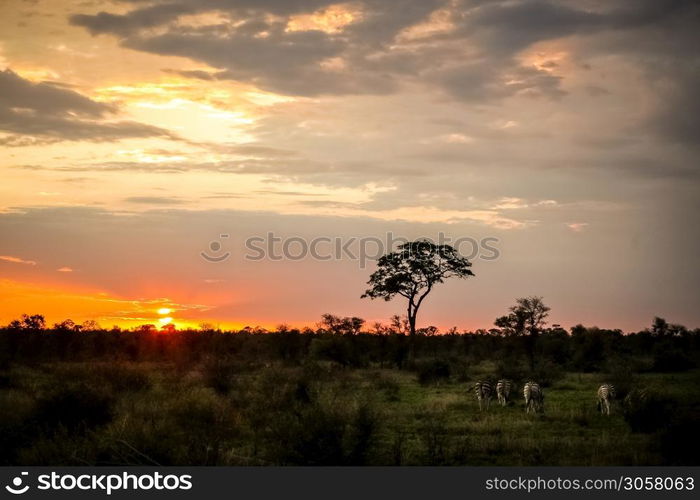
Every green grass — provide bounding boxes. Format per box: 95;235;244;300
361;369;657;465
1;361;698;465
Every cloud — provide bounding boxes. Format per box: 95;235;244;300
70;3;195;37
647;63;700;148
67;1;432;96
0;68;111;116
161;68;228;81
67;0;700;155
67;0;590;101
0;255;37;265
0;69;176;141
56;267;73;272
124;196;186;205
566;222;588;232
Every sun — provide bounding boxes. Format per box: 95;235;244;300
157;307;171;315
159;317;173;325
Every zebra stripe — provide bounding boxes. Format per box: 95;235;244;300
474;381;493;411
523;381;544;414
496;379;513;406
597;383;616;415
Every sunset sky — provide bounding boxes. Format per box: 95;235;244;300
0;0;698;331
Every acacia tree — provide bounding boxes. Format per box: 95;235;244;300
495;296;550;369
361;240;474;357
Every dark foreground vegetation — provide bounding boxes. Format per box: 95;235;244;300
1;315;699;466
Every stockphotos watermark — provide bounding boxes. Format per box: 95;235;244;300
200;232;500;268
4;471;192;495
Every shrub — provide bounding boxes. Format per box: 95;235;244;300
495;357;527;383
528;360;563;388
240;366;379;465
344;404;377;465
0;392;34;464
51;363;151;394
623;388;676;433
92;363;151;393
448;357;471;383
373;375;401;402
416;359;451;385
417;410;449;465
603;358;638;400
200;356;241;395
31;385;115;436
652;349;695;372
309;337;367;367
259;396;378;465
659;412;700;465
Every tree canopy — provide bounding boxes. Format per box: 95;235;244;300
362;240;474;351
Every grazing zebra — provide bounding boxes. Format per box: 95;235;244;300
624;387;647;408
523;381;544;414
474;381;493;411
623;388;654;431
496;379;513;406
597;384;616;415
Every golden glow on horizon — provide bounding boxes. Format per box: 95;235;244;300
0;279;217;330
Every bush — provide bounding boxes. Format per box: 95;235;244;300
52;363;151;394
623;389;676;433
495;357;527;382
258;396;378;465
238;365;380;465
309;336;367;367
416;359;451;385
603;358;638;400
92;363;151;393
373;375;401;402
201;356;241;395
31;385;115;436
0;392;34;464
652;349;695;372
659;412;700;465
528;360;563;388
447;357;471;383
417;410;449;465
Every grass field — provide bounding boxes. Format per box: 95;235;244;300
2;359;698;466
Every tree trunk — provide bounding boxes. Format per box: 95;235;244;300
408;306;417;363
526;330;538;371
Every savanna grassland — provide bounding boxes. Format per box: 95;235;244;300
1;324;699;466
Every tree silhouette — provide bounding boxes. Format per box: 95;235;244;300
81;320;101;332
361;240;474;358
8;314;46;331
496;296;550;369
53;319;78;332
318;313;365;335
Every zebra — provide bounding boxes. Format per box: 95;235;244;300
474;381;493;411
523;381;544;413
597;384;616;415
496;379;513;406
624;387;647;408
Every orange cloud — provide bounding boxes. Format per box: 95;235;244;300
0;255;37;266
287;3;363;33
567;222;589;232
